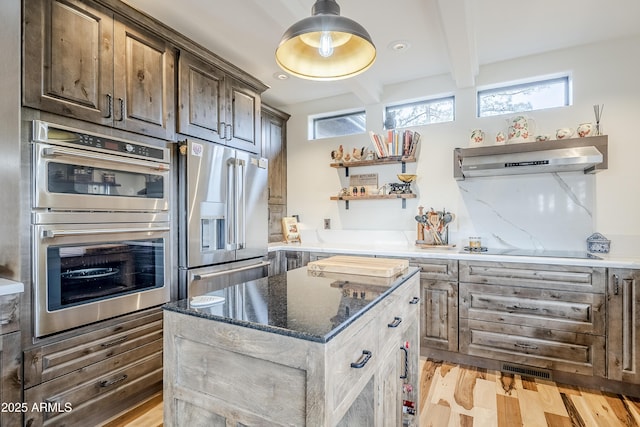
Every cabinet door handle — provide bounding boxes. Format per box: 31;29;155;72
387;316;402;328
613;274;619;295
226;124;232;141
117;97;124;121
350;350;372;369
400;346;409;379
104;93;113;118
99;374;128;388
409;297;420;305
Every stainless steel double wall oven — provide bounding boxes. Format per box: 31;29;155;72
31;120;171;337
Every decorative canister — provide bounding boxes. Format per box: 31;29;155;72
470;129;485;146
587;232;611;253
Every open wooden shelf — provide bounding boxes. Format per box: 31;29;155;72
330;193;416;210
330;156;416;176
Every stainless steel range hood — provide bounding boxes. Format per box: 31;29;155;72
454;136;608;180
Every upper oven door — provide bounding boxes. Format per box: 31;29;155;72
31;120;170;213
33;142;170;212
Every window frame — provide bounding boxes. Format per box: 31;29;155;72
384;95;455;130
310;109;367;140
476;76;570;118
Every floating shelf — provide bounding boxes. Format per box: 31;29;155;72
330;156;416;176
330;193;417;210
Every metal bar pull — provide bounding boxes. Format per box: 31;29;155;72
409;297;420;305
99;374;128;388
100;336;128;348
42;226;169;239
387;316;402;328
400;346;409;379
104;93;113;118
42;146;168;170
350;350;372;369
192;260;271;281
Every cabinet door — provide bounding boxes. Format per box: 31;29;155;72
0;332;21;427
268;204;286;243
421;280;458;351
23;0;114;125
113;19;175;140
177;51;226;142
262;109;287;205
608;269;640;383
226;78;261;153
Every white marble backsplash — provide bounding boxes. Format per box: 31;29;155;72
453;171;596;251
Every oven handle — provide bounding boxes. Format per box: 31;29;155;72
41;226;170;239
191;260;271;281
42;146;169;171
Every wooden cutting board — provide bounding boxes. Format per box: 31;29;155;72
307;255;409;277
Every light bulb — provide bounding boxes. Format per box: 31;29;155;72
319;31;334;57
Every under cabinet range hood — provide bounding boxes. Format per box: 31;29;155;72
454;136;608;180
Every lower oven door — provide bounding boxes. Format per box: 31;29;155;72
33;222;171;337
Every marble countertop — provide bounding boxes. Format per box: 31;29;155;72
164;266;420;343
268;241;640;269
0;278;24;296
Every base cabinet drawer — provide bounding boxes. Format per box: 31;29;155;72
460;283;605;335
460;319;606;377
24;350;162;426
24;309;162;387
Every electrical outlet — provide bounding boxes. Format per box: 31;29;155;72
324;218;331;229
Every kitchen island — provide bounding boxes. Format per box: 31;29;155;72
163;263;421;426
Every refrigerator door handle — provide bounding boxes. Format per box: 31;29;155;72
226;158;236;250
191;260;271;280
236;158;246;250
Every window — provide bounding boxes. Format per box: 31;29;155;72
311;110;366;139
384;96;454;129
477;76;570;117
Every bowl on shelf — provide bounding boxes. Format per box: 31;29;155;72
397;174;417;183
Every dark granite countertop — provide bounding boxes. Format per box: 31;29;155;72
163;266;419;343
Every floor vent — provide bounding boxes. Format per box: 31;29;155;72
501;363;552;380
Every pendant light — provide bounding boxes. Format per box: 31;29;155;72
275;0;376;81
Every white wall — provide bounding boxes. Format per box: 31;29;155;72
283;35;640;255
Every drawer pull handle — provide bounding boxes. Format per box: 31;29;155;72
613;274;619;295
409;297;420;305
506;305;539;311
514;342;538;350
99;374;128;388
388;317;402;328
350;350;372;369
101;336;128;348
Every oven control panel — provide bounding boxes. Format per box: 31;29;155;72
32;120;168;162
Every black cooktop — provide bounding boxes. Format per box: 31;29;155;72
461;247;601;260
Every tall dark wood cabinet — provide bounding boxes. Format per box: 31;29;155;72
178;51;262;153
23;0;176;140
608;269;640;384
262;104;290;242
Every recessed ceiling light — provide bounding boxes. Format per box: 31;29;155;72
388;40;411;52
273;72;289;80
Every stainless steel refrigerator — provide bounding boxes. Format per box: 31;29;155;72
178;139;270;300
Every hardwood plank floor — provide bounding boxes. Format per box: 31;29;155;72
106;358;640;426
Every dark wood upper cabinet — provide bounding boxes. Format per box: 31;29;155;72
23;0;175;140
178;51;261;153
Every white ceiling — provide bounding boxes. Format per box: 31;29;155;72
123;0;640;109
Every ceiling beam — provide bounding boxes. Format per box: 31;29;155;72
436;0;478;88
